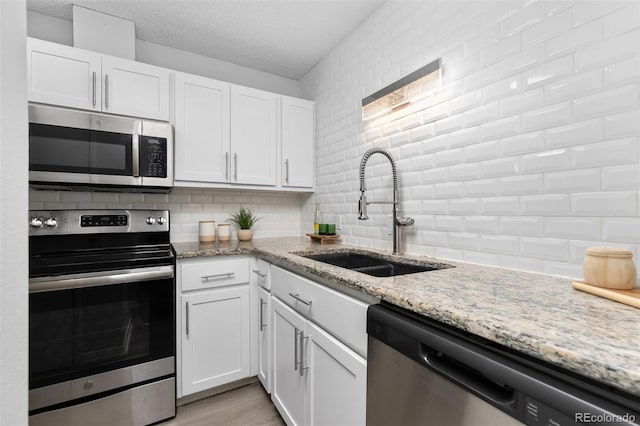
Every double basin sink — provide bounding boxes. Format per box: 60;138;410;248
300;251;453;277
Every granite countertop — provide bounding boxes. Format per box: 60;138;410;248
173;237;640;396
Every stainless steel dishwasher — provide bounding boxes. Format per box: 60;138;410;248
367;303;640;426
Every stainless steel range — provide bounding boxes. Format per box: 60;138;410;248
28;209;176;426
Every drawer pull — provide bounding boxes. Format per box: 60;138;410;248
252;269;267;278
288;292;312;306
202;272;235;280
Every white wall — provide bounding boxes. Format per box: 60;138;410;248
26;10;300;97
300;0;640;280
29;188;304;243
0;0;29;424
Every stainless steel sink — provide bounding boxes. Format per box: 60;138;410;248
300;252;453;277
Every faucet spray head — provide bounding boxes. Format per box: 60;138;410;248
358;193;369;220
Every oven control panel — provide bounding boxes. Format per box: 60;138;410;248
29;210;170;235
81;215;128;227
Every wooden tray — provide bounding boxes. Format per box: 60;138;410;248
306;233;340;244
572;281;640;308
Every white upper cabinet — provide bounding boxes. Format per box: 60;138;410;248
27;38;170;121
281;96;314;188
174;73;230;183
230;85;278;186
101;56;170;121
28;38;102;112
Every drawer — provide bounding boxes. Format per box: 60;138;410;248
271;265;370;357
180;257;250;291
252;258;271;290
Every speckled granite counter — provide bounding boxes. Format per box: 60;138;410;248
173;237;640;396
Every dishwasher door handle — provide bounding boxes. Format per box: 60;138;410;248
421;345;516;407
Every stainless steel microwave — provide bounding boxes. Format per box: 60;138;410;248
29;104;173;192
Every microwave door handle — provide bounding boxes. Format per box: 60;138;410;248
132;121;141;177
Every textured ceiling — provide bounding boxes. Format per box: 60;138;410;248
26;0;385;79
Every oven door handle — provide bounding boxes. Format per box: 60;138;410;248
29;265;174;293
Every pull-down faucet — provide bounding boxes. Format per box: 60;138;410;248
358;147;414;255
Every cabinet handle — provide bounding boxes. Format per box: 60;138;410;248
233;153;238;181
252;269;267;279
285;159;290;184
225;152;229;181
185;301;190;337
92;72;96;106
202;272;235;280
288;292;312;306
259;299;267;331
104;74;109;109
294;328;302;371
300;333;309;377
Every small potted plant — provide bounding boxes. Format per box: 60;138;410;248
228;207;261;241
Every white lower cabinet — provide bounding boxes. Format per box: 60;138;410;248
178;257;251;397
272;297;367;426
257;285;272;393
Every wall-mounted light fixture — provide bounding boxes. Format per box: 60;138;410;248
362;58;441;121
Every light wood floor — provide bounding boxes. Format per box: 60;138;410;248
163;383;285;426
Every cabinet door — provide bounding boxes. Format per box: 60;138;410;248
272;297;307;426
257;286;272;393
306;321;367;426
181;287;250;396
281;97;314;188
102;55;170;121
27;38;102;111
230;85;277;185
174;73;231;183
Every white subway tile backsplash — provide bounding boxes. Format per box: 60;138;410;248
300;0;640;280
602;218;640;243
603;110;640;139
602;164;640;191
522;56;573;90
571;191;637;216
520;148;571;173
545;118;602;149
483;76;521;103
544;69;602;104
500;175;543;195
522;8;572;48
464;140;500;162
604;56;640;89
521;237;569;261
572;1;628;28
570;240;637;263
545;20;602;59
572;84;640;120
543;261;582;280
501;131;545;156
481;196;520;215
521;102;571;132
464;102;501;127
450;90;483;114
448;126;481;148
465;216;500;233
501;1;545;38
463;178;501;197
604;2;640;38
521;194;571;216
500;89;544;117
481;116;520;141
435;215;464;232
501;216;544;236
575;30;640;72
480;235;520;254
545;217;601;240
544;169;601;193
572;138;638;169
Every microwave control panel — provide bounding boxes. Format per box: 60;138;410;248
139;136;167;178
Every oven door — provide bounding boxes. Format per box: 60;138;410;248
28;265;175;411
